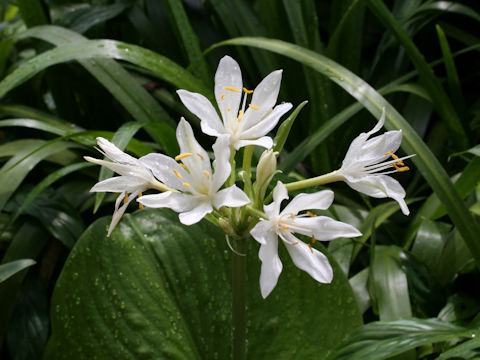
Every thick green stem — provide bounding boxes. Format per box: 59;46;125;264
232;238;246;360
285;170;343;192
242;145;254;198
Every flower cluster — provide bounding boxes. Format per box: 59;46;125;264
85;56;414;297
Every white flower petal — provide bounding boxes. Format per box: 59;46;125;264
90;176;147;193
282;190;334;216
258;232;283;298
215;56;242;124
179;200;213;225
250;220;274;245
84;156;149;178
293;216;362;240
243;70;283;126
283;232;333;284
96;137;138;166
211;135;231;190
137;191;194;212
239;103;292;140
367;107;386;136
107;189;141;237
360;130;402;165
213;185;250;209
176;118;211;175
176;90;224;136
269;181;288;218
233;136;273;150
139;153;189;189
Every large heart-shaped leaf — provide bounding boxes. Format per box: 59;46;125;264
45;209;361;359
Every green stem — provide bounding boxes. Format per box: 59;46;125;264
285;170;342;192
232;237;246;360
227;145;237;187
242;145;254;198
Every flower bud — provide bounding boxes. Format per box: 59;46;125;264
256;149;278;188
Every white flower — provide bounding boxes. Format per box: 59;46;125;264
84;138;167;237
137;118;250;225
336;109;414;215
250;181;361;298
177;55;293;150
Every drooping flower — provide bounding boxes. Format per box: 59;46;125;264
137;118;250;225
250;181;361;298
84;138;168;237
336;109;414;215
177;55;293;150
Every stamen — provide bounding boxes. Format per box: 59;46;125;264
282;225;290;230
182;182;191;188
290;213;295;219
224;86;241;92
221;94;225;100
173;169;183;179
138;193;144;210
123;192;128;204
196;153;205;160
249;104;259;110
395;166;410;172
311;235;316;244
307;211;317;217
308;243;314;253
237;109;244;122
243;87;253;94
180;164;190;173
391;153;399;160
227;107;231;111
291;242;299;245
175;153;192;161
384;150;394;155
203;170;211;179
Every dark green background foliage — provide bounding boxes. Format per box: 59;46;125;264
0;0;480;359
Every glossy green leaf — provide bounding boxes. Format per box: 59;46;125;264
46;209;362;359
435;337;480;360
326;318;474;360
411;219;449;270
209;37;480;270
0;259;36;283
273;100;308;153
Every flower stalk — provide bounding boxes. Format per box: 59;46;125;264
232;237;246;360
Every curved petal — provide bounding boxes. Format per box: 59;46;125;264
239;102;292;140
137;191;194;212
366;107;386;136
283;232;333;284
213;185;250;209
179;200;213;225
90;176;147;193
242;70;283;128
282;190;334;215
233;136;273;150
96;137;138;165
258;232;283;298
344;174;409;215
360;130;402;166
264;181;288;219
250;220;274;245
211;135;231;190
293;216;362;240
108;189;141;237
139;153;189;189
176;118;211;176
215;56;242;124
176;90;224;136
84;156;152;179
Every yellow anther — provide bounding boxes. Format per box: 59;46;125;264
396;166;410;172
196;153;205;160
124;192;128;204
227;107;231;111
312;235;317;244
175;153;192;161
249;104;259;110
180;164;190;173
308;243;314;253
391;153;399;160
224;86;241;92
182;182;191;188
307;211;317;217
138;193;144;210
384;150;394;155
289;213;295;219
243;87;253;94
291;242;299;245
221;94;225;100
173;169;183;179
237;109;244;122
282;225;290;230
203;170;211;179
